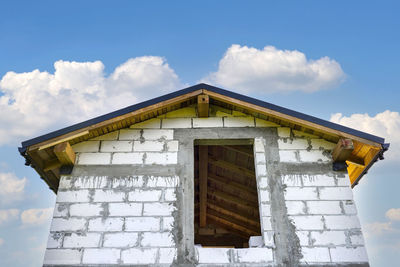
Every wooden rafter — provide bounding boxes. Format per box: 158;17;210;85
207;202;260;228
208;174;258;202
208;157;255;177
207;212;260;237
208;188;259;212
221;145;254;158
204;89;382;147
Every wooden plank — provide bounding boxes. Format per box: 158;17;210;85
53;142;76;166
204;89;382;147
43;159;62;172
208;173;257;195
207;202;260;228
332;138;354;162
29;89;203;150
346;155;365;167
206;213;259;237
208;178;258;204
222;145;254;158
199;145;208;227
207;208;260;233
194;139;253;146
197;94;209;117
36;130;89;151
208;188;259;210
208;157;255;177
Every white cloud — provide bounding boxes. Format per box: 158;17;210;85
0;57;182;146
0;238;4;246
330;110;400;161
0;209;20;224
203;44;345;93
21;208;53;226
0;172;26;203
364;208;400;239
386;209;400;221
364;222;395;238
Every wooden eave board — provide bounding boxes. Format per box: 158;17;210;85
21;86;384;192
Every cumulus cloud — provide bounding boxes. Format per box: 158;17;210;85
203;44;345;93
364;222;396;238
364;208;400;239
330;110;400;161
0;209;20;224
0;57;182;146
386;209;400;221
21;208;53;226
0;172;26;204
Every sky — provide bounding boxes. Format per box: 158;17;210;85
0;1;399;266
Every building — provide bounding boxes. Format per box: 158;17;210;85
19;83;389;266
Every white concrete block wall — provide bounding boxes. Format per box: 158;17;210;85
44;175;178;265
52;106;367;265
277;127;334;163
282;174;368;264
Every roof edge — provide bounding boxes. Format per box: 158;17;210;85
19;83;386;150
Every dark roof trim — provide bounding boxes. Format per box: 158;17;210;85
19;83;385;152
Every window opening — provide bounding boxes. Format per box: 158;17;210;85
194;140;261;248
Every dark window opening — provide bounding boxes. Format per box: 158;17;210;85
194;140;262;248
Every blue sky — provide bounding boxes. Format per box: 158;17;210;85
0;1;399;266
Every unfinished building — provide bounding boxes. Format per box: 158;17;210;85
19;83;389;266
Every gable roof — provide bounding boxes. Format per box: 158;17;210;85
19;83;389;192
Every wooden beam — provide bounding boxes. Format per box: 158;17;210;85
203;89;382;148
43;159;62;172
207;212;260;237
37;131;89;151
207;202;260;228
208;173;257;194
208;188;259;211
197;94;209;117
29;90;203;151
199;145;208;227
53;142;76;166
221;145;254;158
347;155;365;167
207;208;260;233
332;138;354;162
208;157;255;177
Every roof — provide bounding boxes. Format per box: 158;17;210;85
19;83;389;192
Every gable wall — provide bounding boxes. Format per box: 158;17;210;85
43;105;369;266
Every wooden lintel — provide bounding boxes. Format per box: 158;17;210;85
53;142;76;166
43;159;62;172
332;138;354;162
197;94;209;117
199;146;208;227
